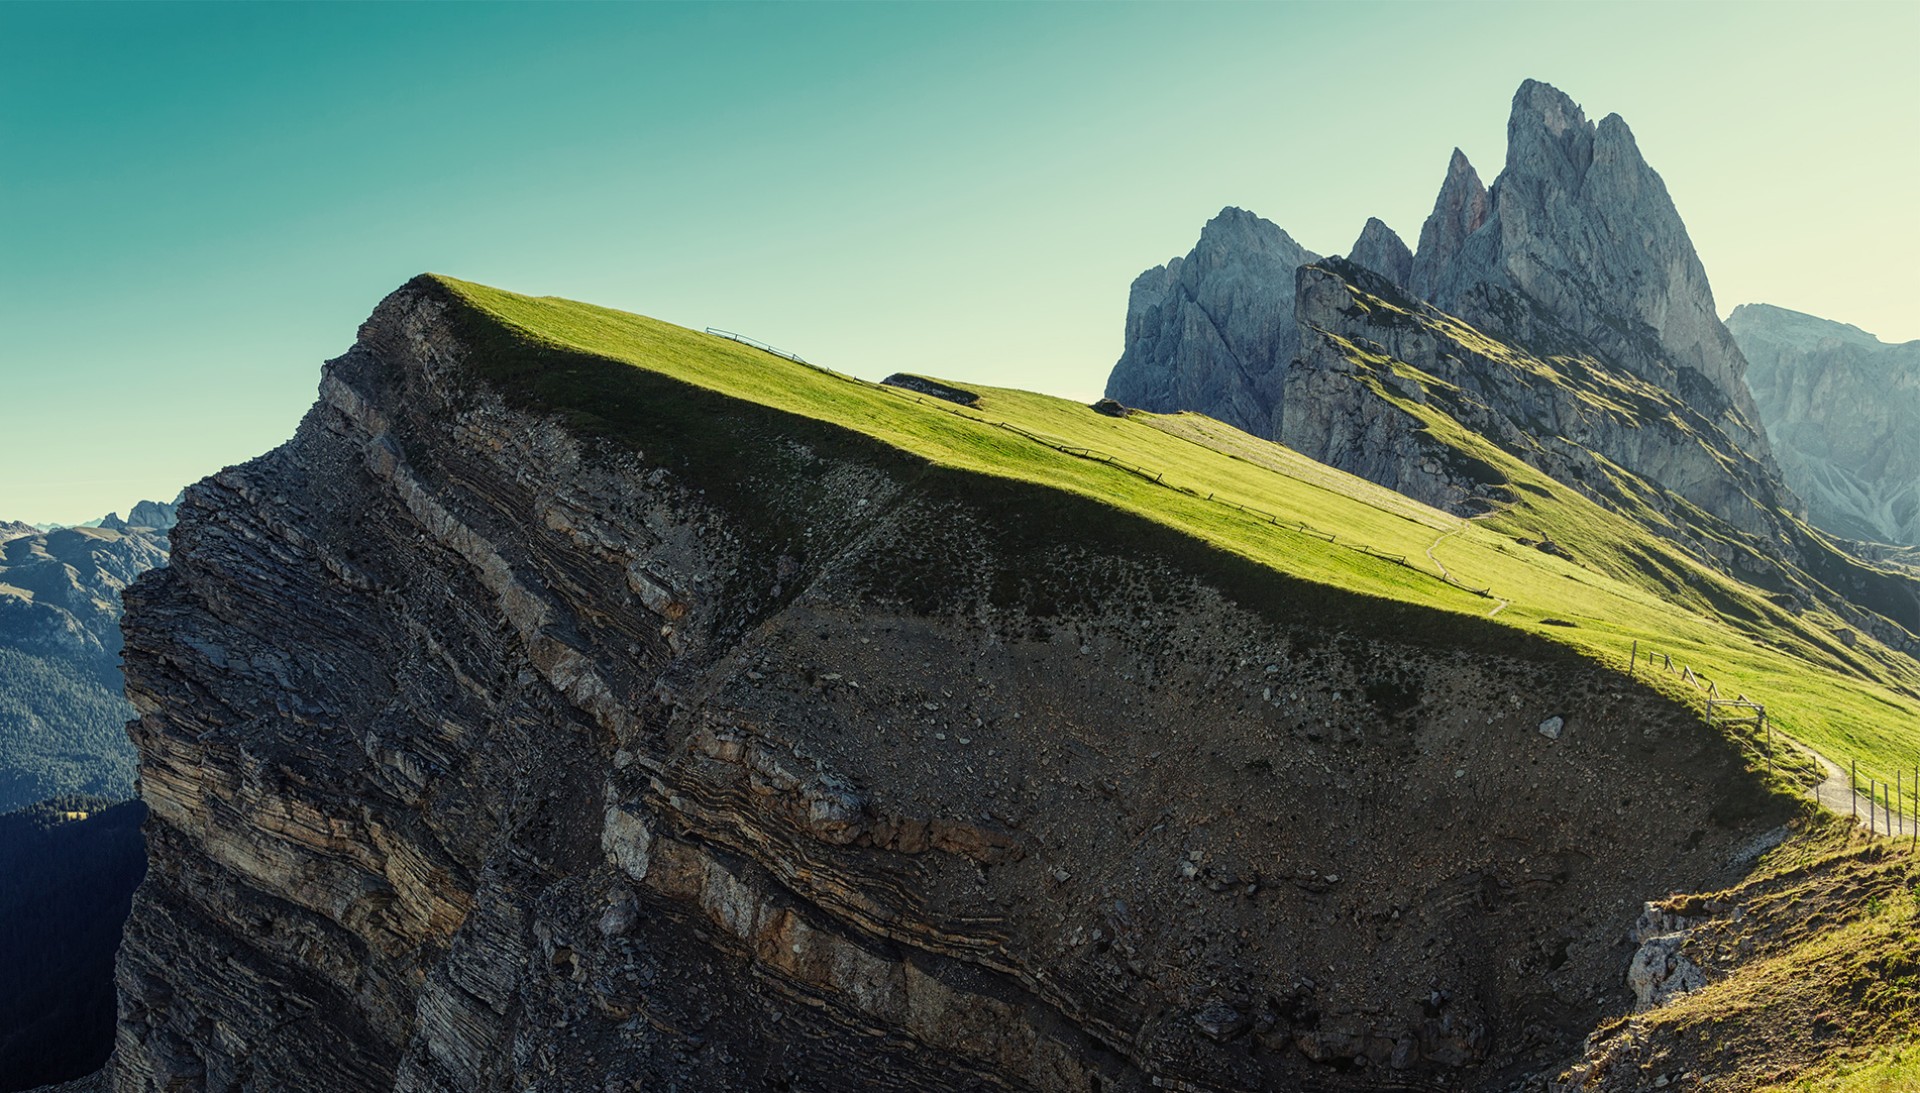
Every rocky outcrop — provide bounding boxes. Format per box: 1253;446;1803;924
1405;81;1780;538
1730;303;1920;546
1347;217;1412;288
1101;80;1887;645
1409;149;1488;300
1624;905;1707;1012
1104;208;1318;437
98;499;180;533
1417;82;1776;503
112;277;1789;1092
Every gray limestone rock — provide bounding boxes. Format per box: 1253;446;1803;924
1347;217;1413;287
1420;81;1775;480
1105;207;1319;438
1409;149;1488;300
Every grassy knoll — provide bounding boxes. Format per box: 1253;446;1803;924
422;274;1920;791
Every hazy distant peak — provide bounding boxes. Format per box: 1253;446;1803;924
1726;303;1899;349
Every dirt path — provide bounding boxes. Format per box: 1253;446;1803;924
1783;735;1912;836
1424;520;1512;619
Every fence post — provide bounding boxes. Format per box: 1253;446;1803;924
1902;772;1906;837
1852;760;1858;823
1629;640;1638;675
1766;714;1773;775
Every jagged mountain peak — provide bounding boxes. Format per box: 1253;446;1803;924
1510;78;1589;143
1106;206;1318;437
1727;302;1897;350
1420;81;1771;474
1195;205;1309;258
1409;148;1489;299
1347;217;1413;287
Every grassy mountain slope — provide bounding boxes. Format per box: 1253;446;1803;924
425;274;1919;795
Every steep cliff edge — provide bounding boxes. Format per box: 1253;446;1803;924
112;275;1802;1092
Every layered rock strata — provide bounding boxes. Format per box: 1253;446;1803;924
113;279;1789;1092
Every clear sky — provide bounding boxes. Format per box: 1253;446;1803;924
2;2;1914;525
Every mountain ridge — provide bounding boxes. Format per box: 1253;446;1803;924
111;272;1856;1092
0;508;175;812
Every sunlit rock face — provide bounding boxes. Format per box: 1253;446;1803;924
1105;206;1318;438
110;277;1782;1092
1730;303;1920;547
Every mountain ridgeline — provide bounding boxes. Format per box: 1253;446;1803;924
1108;78;1920;657
0;502;177;812
1727;303;1920;548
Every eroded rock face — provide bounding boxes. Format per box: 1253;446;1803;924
110;280;1788;1092
1426;83;1754;404
1106;80;1792;542
1414;80;1779;529
1105;207;1319;438
1730;303;1920;546
1409;149;1488;301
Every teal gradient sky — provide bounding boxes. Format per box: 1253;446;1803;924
3;2;1915;524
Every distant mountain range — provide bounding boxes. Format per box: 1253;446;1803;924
0;497;178;812
1727;304;1920;547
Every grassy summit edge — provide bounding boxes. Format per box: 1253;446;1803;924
410;273;1920;790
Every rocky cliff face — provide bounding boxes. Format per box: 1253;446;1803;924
1729;303;1920;546
1281;259;1920;652
1408;149;1488;301
1104;208;1318;438
1421;81;1769;460
111;277;1787;1092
